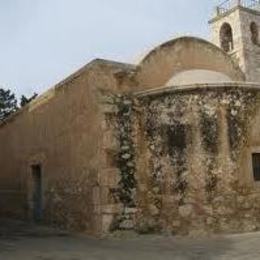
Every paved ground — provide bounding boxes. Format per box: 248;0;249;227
1;219;260;259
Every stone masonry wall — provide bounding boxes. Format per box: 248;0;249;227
98;92;138;233
103;85;260;236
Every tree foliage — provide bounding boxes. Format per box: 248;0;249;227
0;88;18;121
0;87;38;122
20;93;38;107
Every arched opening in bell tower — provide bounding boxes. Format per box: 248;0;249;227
250;22;259;45
220;23;234;52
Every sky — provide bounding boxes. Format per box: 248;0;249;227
0;0;219;98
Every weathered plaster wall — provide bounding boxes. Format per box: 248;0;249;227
104;84;260;236
0;59;135;235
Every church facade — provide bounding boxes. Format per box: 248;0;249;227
2;1;260;236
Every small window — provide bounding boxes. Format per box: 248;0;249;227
252;153;260;181
250;22;259;45
220;23;234;52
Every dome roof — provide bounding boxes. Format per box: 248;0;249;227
135;36;244;90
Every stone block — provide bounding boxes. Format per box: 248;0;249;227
119;219;134;230
172;220;181;227
100;168;120;186
203;206;213;216
103;132;119;150
102;104;118;114
206;217;215;225
102;214;114;233
179;205;193;218
124;207;138;214
162;195;175;204
102;204;123;214
148;204;160;216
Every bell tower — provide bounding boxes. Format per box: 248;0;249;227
209;0;260;82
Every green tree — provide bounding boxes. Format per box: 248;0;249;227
20;93;38;107
0;88;18;121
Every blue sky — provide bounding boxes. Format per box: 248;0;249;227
0;0;219;97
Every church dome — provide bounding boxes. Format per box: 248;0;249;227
135;36;244;90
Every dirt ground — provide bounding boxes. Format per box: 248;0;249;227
1;219;260;260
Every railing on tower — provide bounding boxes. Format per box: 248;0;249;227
216;0;260;15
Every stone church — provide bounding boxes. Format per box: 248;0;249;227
1;0;260;236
